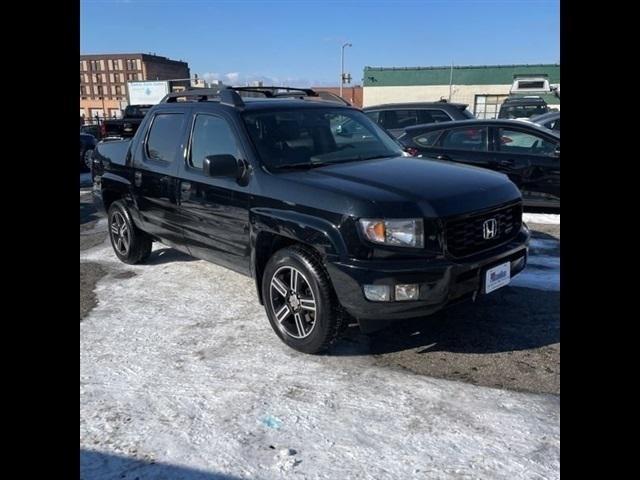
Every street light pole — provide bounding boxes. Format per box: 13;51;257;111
340;42;352;98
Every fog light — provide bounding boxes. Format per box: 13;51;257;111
395;284;420;301
364;285;391;302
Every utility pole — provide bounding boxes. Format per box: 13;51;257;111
340;42;352;98
448;61;454;102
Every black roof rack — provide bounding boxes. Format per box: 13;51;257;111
161;87;245;108
232;86;319;98
160;85;320;108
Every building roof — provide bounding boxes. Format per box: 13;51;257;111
363;64;560;87
80;53;188;65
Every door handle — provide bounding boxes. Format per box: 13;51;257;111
498;159;515;167
436;154;451;161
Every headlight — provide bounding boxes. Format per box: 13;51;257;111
359;218;424;248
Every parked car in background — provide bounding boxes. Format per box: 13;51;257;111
92;87;529;354
363;102;475;138
80;123;102;140
528;111;560;132
102;104;152;138
80;133;97;172
398;119;560;208
498;96;549;120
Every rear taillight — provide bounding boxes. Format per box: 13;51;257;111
404;147;419;157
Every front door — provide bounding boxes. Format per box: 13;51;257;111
426;125;494;168
176;112;252;275
493;126;560;206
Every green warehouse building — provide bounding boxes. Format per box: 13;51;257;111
362;64;560;118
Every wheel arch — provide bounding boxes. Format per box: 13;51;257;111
250;209;347;305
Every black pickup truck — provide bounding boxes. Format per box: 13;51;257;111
102;104;152;138
92;86;530;354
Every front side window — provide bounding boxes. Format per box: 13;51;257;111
190;115;240;168
497;129;557;156
440;126;488;152
146;113;185;162
380;109;420;129
243;108;402;170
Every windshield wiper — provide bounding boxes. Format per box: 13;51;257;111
272;154;397;171
354;154;397;161
272;161;331;170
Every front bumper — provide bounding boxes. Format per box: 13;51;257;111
325;226;530;330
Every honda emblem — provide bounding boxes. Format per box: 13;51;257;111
483;218;498;240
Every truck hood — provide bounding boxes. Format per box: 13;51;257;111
282;156;521;218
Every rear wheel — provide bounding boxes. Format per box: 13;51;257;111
107;201;152;264
84;148;94;171
262;246;344;354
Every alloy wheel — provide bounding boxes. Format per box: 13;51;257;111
110;211;130;255
269;266;317;339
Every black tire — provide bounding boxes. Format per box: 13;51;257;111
262;245;345;354
84;148;94;171
107;200;152;265
80;146;89;172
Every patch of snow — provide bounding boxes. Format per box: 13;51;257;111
523;213;560;225
80;173;92;187
511;237;560;291
81;241;559;479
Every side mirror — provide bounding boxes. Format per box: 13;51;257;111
203;154;243;178
553;145;560;158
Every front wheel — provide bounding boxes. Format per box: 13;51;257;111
262;246;345;354
107;201;152;264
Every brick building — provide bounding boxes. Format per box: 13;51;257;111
313;86;363;108
80;53;190;120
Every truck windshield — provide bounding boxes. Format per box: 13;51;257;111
242;108;403;170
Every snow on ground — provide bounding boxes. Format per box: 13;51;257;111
80;172;92;187
523;213;560;225
81;238;559;479
511;238;560;292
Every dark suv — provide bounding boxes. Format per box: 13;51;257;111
92;87;529;354
363;101;475;137
498;96;549;119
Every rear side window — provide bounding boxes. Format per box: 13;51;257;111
420;109;452;123
461;108;476;119
146;113;185;162
441;126;488;151
189;114;240;169
413;130;442;147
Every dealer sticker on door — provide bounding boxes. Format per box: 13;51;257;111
484;262;511;294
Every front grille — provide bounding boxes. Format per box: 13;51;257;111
445;202;522;257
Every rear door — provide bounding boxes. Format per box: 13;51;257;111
130;109;189;248
492;126;560;206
